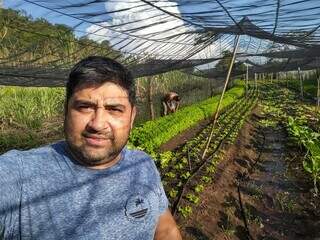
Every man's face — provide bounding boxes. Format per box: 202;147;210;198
64;81;136;169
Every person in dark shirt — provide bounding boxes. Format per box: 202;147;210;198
161;92;181;116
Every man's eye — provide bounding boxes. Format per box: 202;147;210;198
111;108;122;112
77;105;94;112
108;107;123;113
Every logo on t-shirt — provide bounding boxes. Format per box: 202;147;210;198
125;194;149;220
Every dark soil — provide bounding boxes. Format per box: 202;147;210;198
173;106;320;240
159;117;211;152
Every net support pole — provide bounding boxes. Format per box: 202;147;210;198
254;73;257;91
201;35;240;160
298;67;303;100
317;75;320;112
246;64;249;96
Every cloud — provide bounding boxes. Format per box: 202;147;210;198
86;0;215;59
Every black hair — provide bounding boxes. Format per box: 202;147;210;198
65;56;135;107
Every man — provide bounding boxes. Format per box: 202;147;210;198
0;56;182;240
161;92;181;116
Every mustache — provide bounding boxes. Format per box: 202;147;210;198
82;131;114;140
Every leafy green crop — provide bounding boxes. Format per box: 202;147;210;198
129;83;245;154
186;193;200;204
287;116;320;195
194;184;204;193
178;205;192;218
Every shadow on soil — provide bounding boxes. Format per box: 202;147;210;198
185;227;210;240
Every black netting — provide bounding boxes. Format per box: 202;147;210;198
1;0;320;86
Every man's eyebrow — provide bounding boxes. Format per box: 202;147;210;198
73;99;96;105
104;103;125;109
73;99;125;108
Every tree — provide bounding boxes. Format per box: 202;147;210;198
215;50;246;73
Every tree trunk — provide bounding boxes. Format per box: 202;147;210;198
147;77;155;120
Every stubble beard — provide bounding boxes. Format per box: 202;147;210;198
64;127;129;168
66;139;123;167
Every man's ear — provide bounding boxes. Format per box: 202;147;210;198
130;106;136;129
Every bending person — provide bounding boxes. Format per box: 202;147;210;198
162;92;181;116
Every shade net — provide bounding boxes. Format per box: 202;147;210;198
1;0;320;87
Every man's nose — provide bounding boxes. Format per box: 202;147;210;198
87;107;109;131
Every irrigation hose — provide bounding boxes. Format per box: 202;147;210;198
237;184;255;240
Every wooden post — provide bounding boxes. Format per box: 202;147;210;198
254;73;257;91
317;75;320;112
246;64;249;96
201;35;240;160
146;76;155;120
298;67;303;100
135;78;141;99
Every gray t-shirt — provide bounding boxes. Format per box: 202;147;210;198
0;141;168;240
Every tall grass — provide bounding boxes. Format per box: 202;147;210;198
0;86;65;129
0;86;65;153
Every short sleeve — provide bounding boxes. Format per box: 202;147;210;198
157;179;169;214
0;151;22;234
149;159;169;214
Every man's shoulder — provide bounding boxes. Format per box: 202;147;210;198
123;148;155;167
123;147;161;178
124;148;151;159
0;141;65;163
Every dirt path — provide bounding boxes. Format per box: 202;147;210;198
177;106;320;240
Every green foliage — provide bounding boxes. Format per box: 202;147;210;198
206;165;216;174
178;205;192;218
215;51;233;72
215;50;246;73
292;78;318;99
201;176;212;184
186;193;200;204
287;116;319;147
0;123;63;154
164;171;176;178
158;151;174;169
0;86;65;129
181;171;191;180
173;162;185;170
287;116;320;195
129;83;245;153
0;8;120;65
194;184;204;193
169;189;178;198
